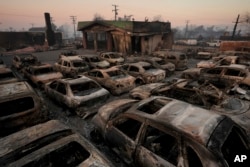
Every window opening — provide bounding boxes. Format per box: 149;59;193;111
142;125;179;166
115;118;141;140
186;146;203;167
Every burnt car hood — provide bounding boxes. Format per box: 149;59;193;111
35;72;63;83
197;60;216;68
130;83;167;99
73;88;109;103
94;61;110;68
146;69;165;75
112;75;135;83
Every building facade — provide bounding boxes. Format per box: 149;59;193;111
77;20;173;54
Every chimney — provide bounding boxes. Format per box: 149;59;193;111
44;12;55;46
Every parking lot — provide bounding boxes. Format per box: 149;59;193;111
1;48;249;166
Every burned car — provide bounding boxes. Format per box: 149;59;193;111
152;50;188;70
44;76;110;117
181;67;202;79
80;54;110;69
197;55;239;68
22;63;63;88
92;96;250;167
84;66;136;95
194;51;213;59
99;51;125;65
12;53;40;70
54;55;89;77
0;67;20;84
141;57;175;76
120;61;166;85
199;64;250;89
129;79;224;108
0;120;116;167
0;81;48;137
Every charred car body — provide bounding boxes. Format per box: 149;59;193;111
0;120;116;167
54;55;89;77
12;53;40;70
93;97;250;167
199;64;250;89
0;81;47;137
44;76;110;117
22;63;63;88
92;96;250;166
0;67;20;84
80;54;110;69
99;51;125;66
120;61;166;85
152;50;188;70
129;79;224;108
84;66;136;95
197;55;239;68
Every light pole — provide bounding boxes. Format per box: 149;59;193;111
70;16;77;40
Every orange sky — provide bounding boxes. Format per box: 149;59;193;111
0;0;249;32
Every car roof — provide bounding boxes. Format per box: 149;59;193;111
59;76;96;85
91;66;120;73
217;64;248;70
0;81;34;98
126;96;226;145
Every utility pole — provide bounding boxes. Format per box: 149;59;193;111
232;14;240;39
184;20;189;39
112;4;118;21
70;16;77;40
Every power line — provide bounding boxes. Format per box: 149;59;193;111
112;4;119;21
70;15;77;39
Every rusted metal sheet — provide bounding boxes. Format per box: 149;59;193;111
220;41;250;51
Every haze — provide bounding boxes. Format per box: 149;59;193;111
1;0;249;31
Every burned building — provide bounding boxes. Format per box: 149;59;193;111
77;20;173;54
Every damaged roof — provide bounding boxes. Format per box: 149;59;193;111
78;20;171;34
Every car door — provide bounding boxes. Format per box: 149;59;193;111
55;82;69;106
105;116;144;165
221;68;245;87
127;65;140;78
201;67;223;87
136;123;181;167
48;81;68;105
